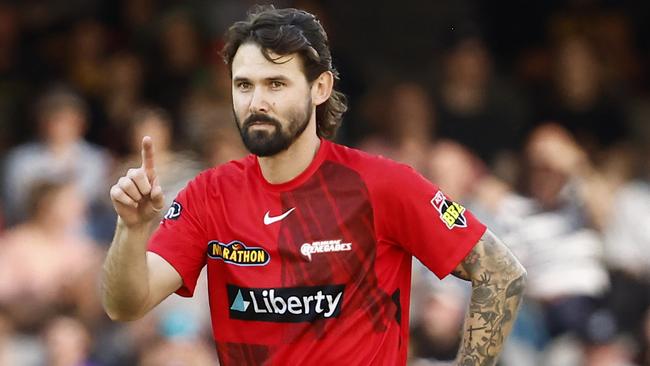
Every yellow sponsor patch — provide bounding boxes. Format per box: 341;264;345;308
430;191;468;229
207;240;270;266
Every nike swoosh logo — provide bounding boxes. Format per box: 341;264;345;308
264;207;296;225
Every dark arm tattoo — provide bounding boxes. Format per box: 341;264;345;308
452;229;526;366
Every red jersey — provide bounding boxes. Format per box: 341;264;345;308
148;139;486;365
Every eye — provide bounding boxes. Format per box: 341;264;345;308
270;80;285;90
236;81;252;91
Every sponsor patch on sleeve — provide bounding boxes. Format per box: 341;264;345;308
430;191;467;229
164;201;182;220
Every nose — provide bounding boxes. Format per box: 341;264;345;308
249;87;270;114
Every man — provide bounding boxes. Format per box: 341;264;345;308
103;6;526;365
3;87;110;224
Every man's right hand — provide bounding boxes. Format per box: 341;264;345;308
104;136;181;322
110;136;165;228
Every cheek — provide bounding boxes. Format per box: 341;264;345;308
232;96;249;118
232;88;250;106
274;91;308;114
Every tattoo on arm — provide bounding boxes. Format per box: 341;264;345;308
453;230;526;366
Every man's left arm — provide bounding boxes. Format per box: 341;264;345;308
451;229;527;366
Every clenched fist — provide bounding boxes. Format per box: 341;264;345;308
110;136;165;228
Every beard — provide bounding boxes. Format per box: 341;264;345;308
235;97;312;157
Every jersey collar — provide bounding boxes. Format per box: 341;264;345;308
254;138;330;192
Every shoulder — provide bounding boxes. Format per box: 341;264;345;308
78;140;105;152
618;180;650;199
327;142;419;184
78;140;110;159
188;154;255;194
322;142;438;211
613;180;650;212
5;143;42;163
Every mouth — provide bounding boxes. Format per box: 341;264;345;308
247;120;277;129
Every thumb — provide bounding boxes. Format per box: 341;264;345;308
150;177;165;212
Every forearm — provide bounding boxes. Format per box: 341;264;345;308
101;218;154;321
453;230;527;366
456;273;525;365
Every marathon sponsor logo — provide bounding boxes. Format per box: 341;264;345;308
227;284;345;323
431;191;467;229
207;240;270;266
300;239;352;261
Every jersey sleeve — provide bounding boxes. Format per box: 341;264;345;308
148;173;208;297
372;163;487;278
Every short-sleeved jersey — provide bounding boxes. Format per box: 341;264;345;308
148;139;486;365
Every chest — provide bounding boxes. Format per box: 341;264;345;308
206;166;378;288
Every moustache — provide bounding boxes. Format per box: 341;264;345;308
243;113;281;129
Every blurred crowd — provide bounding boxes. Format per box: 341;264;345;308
0;1;649;365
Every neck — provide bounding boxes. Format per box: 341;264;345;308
31;216;68;236
258;120;321;184
47;140;78;156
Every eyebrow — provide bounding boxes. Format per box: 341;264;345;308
233;75;290;83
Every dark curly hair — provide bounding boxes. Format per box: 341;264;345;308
221;6;347;139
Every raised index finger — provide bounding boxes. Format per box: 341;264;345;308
141;136;156;181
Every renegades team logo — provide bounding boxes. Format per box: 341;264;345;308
430;191;467;229
207;240;270;266
300;239;352;261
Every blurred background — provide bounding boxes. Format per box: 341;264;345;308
0;0;649;365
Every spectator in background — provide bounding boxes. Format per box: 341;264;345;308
537;35;628;158
180;53;246;165
42;316;95;366
603;141;650;362
198;121;248;168
358;81;435;173
67;19;108;100
100;51;146;155
417;124;631;365
0;178;102;331
409;259;468;364
417;125;624;365
138;337;217;366
0;305;47;366
146;10;205;130
488;124;620;364
120;0;158;54
2;87;111;226
434;32;528;173
0;309;15;366
425;140;488;202
92;311;161;366
93;301;217;365
423;139;514;232
546;11;642;100
66;18;112;146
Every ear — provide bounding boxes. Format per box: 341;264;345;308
311;71;334;106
